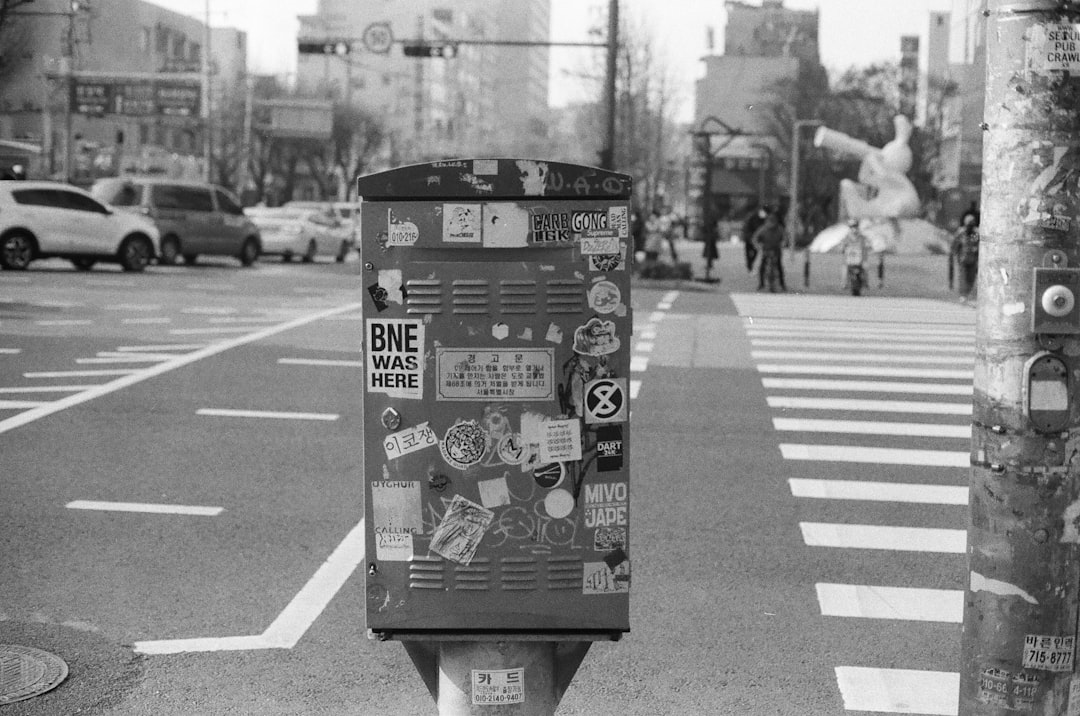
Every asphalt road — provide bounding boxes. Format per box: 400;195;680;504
0;247;974;715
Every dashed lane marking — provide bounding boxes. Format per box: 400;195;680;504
277;358;363;368
114;344;210;352
25;369;140;378
122;317;172;325
0;399;49;409
758;364;973;380
761;378;972;395
766;396;972;414
817;583;962;623
789;478;968;505
773;418;971;438
0;302;364;436
34;319;92;326
753;350;971;365
835;667;958;715
66;500;223;516
196;408;339;421
800;523;967;553
780;444;970;467
0;386;97;393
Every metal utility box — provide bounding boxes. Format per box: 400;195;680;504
358;159;632;638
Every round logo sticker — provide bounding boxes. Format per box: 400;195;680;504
497;433;527;465
533;461;565;489
585;378;626;423
588;280;621;314
440;421;488;470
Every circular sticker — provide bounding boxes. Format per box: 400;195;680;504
497;433;527;465
440;421;488;470
533;461;565;489
588;280;621;314
544;488;575;519
585;378;626;423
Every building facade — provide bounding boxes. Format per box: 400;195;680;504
0;0;246;183
692;0;823;233
296;0;550;166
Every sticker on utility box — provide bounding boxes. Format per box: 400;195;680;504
366;318;425;400
436;348;554;401
1024;634;1075;672
471;668;524;705
1027;24;1080;73
383;422;438;460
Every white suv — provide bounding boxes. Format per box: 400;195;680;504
0;181;160;272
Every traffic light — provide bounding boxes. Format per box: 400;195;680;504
298;40;351;55
402;42;458;58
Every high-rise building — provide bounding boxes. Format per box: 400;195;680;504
0;0;246;183
296;0;550;165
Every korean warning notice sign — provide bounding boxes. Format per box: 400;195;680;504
366;318;425;399
471;668;525;705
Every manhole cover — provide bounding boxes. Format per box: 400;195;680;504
0;645;69;704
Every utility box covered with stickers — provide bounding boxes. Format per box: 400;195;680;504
358;159;632;637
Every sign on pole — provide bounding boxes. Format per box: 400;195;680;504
362;22;393;54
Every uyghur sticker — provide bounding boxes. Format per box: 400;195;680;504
440;420;489;470
573;317;620;356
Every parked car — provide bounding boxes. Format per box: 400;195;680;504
0;180;160;272
244;206;353;262
91;177;260;266
283;200;357;261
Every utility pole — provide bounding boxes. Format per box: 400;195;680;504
202;0;212;183
64;4;76;183
787;119;821;255
600;0;618;170
959;1;1080;713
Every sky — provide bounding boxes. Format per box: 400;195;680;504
149;0;958;120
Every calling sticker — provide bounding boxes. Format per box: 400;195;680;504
1024;634;1075;671
471;668;524;705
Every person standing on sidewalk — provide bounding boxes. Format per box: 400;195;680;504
752;212;787;292
741;206;768;276
951;214;980;302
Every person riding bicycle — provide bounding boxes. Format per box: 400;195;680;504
840;219;869;290
751;212;786;292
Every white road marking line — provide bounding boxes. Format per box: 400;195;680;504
122;317;172;325
197;408;339;421
0;275;31;283
0;348;21;354
0;399;49;409
636;328;657;340
0;385;96;393
630;356;649;372
762;378;973;395
0;302;364;436
134;519;366;654
749;337;972;351
76;353;174;364
758;364;973;379
630;379;642;399
767;396;972;415
33;300;84;308
817;583;963;622
208;316;285;324
183;307;239;315
773;417;971;438
781;444;970;467
168;326;264;335
277;358;363;368
103;303;162;311
745;325;973;338
800;522;967;553
789;478;968;505
86;279;137;287
648;311;666;322
25;369;140;378
323;314;363;321
835;667;958;715
635;341;655;352
66;500;223;516
752;350;971;365
115;344;210;352
35;319;92;326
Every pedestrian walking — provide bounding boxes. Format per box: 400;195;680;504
701;218;720;283
741;207;768;274
751;212;787;292
951;214;980;302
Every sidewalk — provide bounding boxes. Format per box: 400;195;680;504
632;239;963;303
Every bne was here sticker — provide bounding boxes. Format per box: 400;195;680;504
366;318;425;400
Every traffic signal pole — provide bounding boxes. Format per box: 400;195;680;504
960;1;1080;713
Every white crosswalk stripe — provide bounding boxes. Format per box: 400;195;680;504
733;292;971;714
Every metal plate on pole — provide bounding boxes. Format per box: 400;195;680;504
362;23;393;54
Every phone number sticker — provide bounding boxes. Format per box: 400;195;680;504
1024;634;1075;672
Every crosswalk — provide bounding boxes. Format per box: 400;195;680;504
732;292;973;716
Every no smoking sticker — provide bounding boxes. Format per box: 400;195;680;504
584;378;627;424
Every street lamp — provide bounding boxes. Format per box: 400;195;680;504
788;119;823;252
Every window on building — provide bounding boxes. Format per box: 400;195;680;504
172;34;186;60
156;25;169;54
140;27;151;53
189;43;200;64
139;124;149;145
